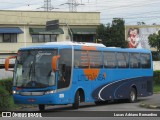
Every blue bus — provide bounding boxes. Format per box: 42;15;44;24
5;42;153;111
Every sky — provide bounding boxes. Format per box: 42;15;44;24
0;0;160;25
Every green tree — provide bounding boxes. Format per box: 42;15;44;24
148;30;160;52
137;21;146;25
96;18;128;48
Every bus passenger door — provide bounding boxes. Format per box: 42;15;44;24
57;49;72;90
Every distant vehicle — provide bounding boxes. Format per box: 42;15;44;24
5;42;153;111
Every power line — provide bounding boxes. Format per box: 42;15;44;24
38;0;59;11
0;1;43;10
60;0;84;12
106;10;160;17
91;1;160;12
0;11;159;21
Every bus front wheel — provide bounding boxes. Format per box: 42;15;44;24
72;91;80;109
129;88;137;103
39;104;45;111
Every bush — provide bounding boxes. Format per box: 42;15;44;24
0;78;12;95
0;78;13;111
154;70;160;84
152;51;160;61
0;86;10;111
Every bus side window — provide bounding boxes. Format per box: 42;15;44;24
117;52;129;68
103;52;117;68
141;53;151;69
74;50;88;68
129;53;140;68
74;60;79;68
89;51;103;68
74;51;80;68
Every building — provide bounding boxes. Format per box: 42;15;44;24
0;10;100;67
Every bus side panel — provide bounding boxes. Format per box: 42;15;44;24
71;69;93;102
92;76;153;101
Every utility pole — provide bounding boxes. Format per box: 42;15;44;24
44;0;51;11
60;0;84;12
40;0;58;11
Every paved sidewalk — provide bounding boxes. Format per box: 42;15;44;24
139;93;160;109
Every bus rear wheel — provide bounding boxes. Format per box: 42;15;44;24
72;91;80;109
39;104;45;111
129;88;137;103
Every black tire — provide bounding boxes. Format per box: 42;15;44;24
39;104;45;111
72;91;80;109
129;88;137;103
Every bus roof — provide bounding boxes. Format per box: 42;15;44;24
19;41;151;53
45;41;106;47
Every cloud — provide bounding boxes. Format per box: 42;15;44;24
7;5;42;11
0;0;160;25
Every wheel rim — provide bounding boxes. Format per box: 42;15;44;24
130;91;135;101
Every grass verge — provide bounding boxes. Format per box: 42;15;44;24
153;84;160;93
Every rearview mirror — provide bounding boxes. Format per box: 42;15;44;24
52;55;60;72
5;56;17;71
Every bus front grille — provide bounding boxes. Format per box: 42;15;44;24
20;92;44;96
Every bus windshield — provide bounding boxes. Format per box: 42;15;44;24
13;49;57;88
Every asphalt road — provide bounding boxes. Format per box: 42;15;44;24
13;94;159;112
1;94;160;119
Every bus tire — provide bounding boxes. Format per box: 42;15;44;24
72;91;80;109
39;104;45;111
129;88;137;103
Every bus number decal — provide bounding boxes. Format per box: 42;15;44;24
59;94;64;98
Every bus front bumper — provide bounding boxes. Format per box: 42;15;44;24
13;94;59;105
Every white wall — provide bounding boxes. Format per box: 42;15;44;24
153;61;160;70
0;69;13;79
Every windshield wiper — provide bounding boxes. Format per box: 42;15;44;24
28;63;32;80
18;81;48;88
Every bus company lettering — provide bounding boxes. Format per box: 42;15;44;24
37;51;52;56
78;73;106;81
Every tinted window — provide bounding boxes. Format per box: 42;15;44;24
58;49;72;89
51;35;57;42
2;34;17;43
45;35;50;42
39;35;44;42
32;35;39;43
130;53;140;68
0;34;2;42
103;52;117;68
141;53;151;68
74;50;88;68
117;52;129;68
32;34;57;43
3;34;10;42
89;51;102;68
74;50;102;68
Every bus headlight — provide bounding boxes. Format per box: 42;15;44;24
45;90;56;95
12;90;20;94
12;90;16;94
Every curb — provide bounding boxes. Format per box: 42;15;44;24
153;92;160;94
139;103;160;109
